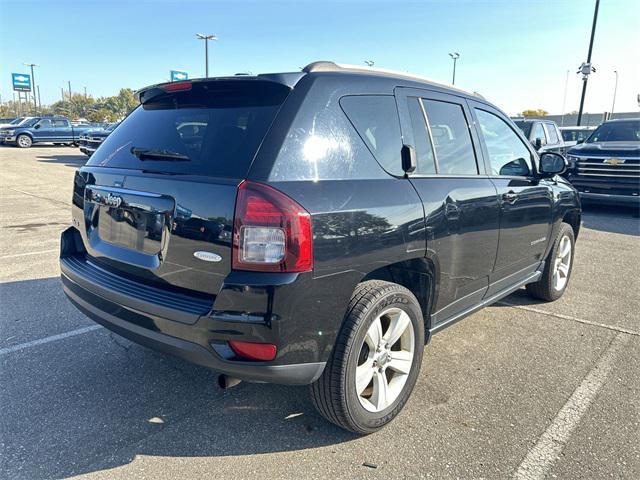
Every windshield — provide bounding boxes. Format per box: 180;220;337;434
513;121;532;137
10;117;24;125
586;120;640;143
561;129;593;143
20;118;40;128
87;80;289;177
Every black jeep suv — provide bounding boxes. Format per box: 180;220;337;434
60;61;580;434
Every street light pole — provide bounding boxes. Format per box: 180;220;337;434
610;70;618;119
576;0;600;126
23;63;39;114
560;69;569;126
196;33;218;77
68;81;72;100
448;52;460;85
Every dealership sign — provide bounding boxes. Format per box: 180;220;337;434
12;73;32;92
170;70;188;81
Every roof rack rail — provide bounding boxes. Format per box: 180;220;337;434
302;61;483;98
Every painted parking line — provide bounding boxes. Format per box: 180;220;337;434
512;332;630;480
0;249;59;260
0;325;102;356
498;301;640;337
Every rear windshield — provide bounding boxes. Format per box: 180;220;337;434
586;120;640;143
87;81;289;177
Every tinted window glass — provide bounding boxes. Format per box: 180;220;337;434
531;122;546;145
87;81;289;177
406;97;436;174
587;120;640;142
514;121;532;138
422;99;477;174
475;109;533;176
545;123;559;144
37;119;52;128
53;119;68;128
340;95;403;175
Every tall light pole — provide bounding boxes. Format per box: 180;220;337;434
23;63;39;114
577;0;600;126
196;33;218;77
560;69;569;126
448;52;460;85
83;85;88;100
68;81;72;100
610;70;618;119
364;60;374;67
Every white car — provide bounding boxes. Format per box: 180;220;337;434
0;117;35;129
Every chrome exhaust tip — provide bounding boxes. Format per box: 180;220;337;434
218;374;242;390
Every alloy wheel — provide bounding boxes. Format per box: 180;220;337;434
552;235;572;291
355;307;415;412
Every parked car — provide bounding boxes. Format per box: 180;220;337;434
0;116;93;148
513;118;568;155
566;118;640;207
78;123;119;156
560;126;597;148
59;62;580;434
0;116;36;129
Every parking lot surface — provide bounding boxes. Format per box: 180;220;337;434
1;145;638;479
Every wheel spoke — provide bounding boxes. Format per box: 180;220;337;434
385;310;411;346
355;360;374;394
365;318;383;348
559;238;571;259
557;263;569;277
371;370;390;410
387;350;413;375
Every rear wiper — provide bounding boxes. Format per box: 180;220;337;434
131;147;190;161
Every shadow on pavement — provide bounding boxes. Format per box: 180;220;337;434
580;203;639;236
35;153;88;168
0;277;355;480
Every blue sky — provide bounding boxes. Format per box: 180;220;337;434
1;0;638;115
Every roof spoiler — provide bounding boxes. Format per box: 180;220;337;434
136;72;305;104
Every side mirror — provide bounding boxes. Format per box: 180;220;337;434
401;144;416;174
534;137;542;150
576;139;584;144
34;124;41;130
539;152;567;176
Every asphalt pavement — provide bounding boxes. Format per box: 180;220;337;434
1;145;638;479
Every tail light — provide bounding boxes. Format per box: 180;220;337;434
232;181;313;272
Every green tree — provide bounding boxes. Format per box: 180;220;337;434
521;109;548;117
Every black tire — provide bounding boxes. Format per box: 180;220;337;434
310;280;425;434
526;222;575;302
16;134;32;148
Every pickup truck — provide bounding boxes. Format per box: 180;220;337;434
566;118;640;208
0;116;93;148
512;118;568;156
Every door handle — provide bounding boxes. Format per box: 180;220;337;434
445;203;460;220
502;191;518;204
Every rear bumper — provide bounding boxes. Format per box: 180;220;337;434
61;269;325;384
59;223;328;385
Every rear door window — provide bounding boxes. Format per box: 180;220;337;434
544;123;559;144
421;99;478;175
340;95;403;176
87;81;290;178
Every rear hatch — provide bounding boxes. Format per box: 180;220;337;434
73;79;291;297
